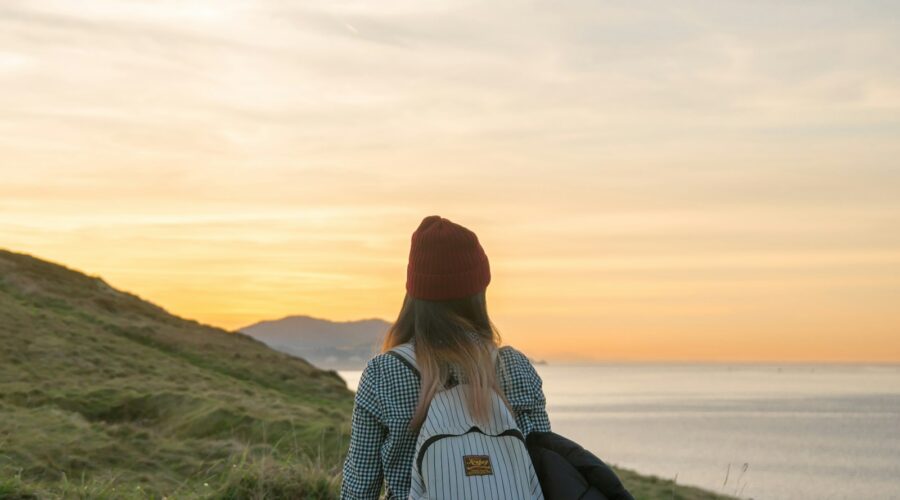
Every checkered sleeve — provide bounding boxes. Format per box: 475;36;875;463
498;346;552;436
340;357;386;500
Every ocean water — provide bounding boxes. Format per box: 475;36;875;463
338;364;900;500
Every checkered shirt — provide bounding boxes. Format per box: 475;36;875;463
340;344;552;500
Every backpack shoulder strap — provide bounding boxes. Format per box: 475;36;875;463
386;342;420;380
387;341;505;381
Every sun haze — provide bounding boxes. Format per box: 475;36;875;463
2;0;899;362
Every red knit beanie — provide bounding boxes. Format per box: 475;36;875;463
406;215;491;301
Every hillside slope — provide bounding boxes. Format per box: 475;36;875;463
0;249;352;498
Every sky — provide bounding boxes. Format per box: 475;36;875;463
2;0;899;362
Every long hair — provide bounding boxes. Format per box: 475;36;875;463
381;290;506;432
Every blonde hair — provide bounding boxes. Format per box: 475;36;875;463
381;291;508;432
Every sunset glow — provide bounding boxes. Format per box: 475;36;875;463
2;0;899;361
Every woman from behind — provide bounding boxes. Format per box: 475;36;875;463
341;215;551;499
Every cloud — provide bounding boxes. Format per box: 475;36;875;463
2;0;899;359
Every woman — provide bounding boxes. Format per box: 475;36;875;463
340;215;551;499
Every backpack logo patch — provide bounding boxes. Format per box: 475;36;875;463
463;455;493;476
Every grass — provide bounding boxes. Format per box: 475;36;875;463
0;248;736;499
614;468;738;500
0;451;342;499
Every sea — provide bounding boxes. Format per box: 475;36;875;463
338;363;900;500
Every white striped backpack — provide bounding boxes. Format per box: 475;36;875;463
387;343;544;500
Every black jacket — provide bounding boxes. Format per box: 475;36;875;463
526;431;634;500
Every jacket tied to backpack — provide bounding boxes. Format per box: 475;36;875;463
526;431;635;500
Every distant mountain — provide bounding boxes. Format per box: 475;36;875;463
0;248;352;497
240;315;391;370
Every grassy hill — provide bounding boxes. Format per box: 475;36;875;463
0;249;735;499
0;249;352;498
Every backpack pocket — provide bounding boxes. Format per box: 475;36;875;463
413;427;538;500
